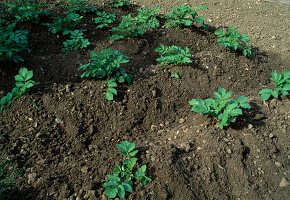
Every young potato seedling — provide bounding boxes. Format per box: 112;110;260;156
62;30;90;51
94;11;116;29
0;67;35;112
162;4;207;29
155;44;192;65
189;87;251;129
0;21;28;63
78;49;132;100
43;12;83;34
110;7;160;40
60;0;97;14
111;0;130;8
215;26;252;56
15;0;49;23
103;141;151;199
258;70;289;101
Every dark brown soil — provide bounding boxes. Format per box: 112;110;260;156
0;1;289;200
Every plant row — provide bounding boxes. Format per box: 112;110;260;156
1;0;253;64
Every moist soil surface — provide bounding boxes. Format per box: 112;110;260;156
0;1;290;200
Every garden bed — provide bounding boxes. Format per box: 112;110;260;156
0;1;289;200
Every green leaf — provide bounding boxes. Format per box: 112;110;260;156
271;89;279;98
107;175;120;182
123;183;133;193
237;96;248;103
283;83;290;91
107;81;118;87
139;165;146;172
260;93;271;101
231;108;242;116
218;87;226;96
15;82;25;88
117;185;125;198
105;91;114;101
214;92;222;100
240;103;251;109
117;142;129;152
108;87;117;95
91;50;98;57
129;149;138;157
118;76;125;83
14;75;24;81
105;186;118;198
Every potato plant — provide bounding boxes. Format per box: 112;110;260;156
162;4;207;29
215;26;252;56
43;12;83;34
110;7;160;40
0;0;49;22
94;11;116;29
259;70;290;101
0;21;28;63
0;67;35;112
155;44;192;65
103;141;151;199
111;0;130;8
78;49;132;100
62;30;90;51
189;87;251;129
14;0;49;23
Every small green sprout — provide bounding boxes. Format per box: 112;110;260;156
189;87;251;129
171;69;180;79
155;44;192;65
103;141;151;199
258;70;290;101
162;4;207;29
214;26;252;56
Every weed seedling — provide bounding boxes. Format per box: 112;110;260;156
258;70;289;101
155;44;192;65
78;49;132;100
0;67;35;112
189;87;251;129
62;30;90;51
215;26;252;56
103;141;151;199
171;69;180;79
162;4;207;29
0;21;28;63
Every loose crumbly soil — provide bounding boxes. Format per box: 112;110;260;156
0;1;289;200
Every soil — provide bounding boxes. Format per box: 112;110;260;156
0;0;289;200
